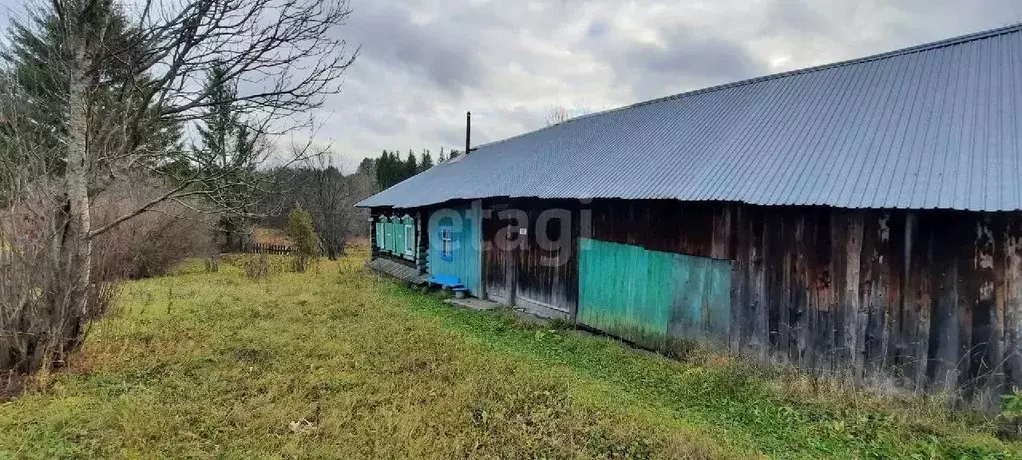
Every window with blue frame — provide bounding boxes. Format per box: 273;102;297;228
440;227;453;261
404;224;415;257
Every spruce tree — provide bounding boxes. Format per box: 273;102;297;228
404;150;417;180
419;149;434;172
193;63;260;251
1;4;182;176
374;150;387;188
376;149;399;189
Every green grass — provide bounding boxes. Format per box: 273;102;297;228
0;249;1019;459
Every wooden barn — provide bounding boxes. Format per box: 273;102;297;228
358;25;1022;403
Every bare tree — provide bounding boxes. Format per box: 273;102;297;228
276;151;374;260
0;0;358;374
544;101;606;127
545;106;572;126
302;154;353;260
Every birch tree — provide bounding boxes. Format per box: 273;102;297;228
0;0;357;374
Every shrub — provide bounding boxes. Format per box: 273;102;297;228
1;179;215;376
243;254;273;279
286;205;320;273
204;256;221;274
1000;388;1022;438
91;182;216;280
0;179;114;375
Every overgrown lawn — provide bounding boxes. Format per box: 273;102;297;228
0;249;1019;459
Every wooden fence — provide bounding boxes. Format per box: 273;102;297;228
241;243;295;255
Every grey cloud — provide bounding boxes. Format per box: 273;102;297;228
638;33;764;82
356;110;409;138
762;0;828;35
600;27;768;101
474;105;544;145
344;2;487;96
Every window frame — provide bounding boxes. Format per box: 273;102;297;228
403;223;415;257
440;226;454;262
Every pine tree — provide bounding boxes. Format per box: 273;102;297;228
438;147;447;164
196;65;240;166
386;150;397;187
357;157;376;176
374;149;388;188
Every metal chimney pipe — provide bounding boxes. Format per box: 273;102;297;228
465;111;471;155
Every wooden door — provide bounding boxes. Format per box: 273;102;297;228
513;207;577;318
483;206;516;304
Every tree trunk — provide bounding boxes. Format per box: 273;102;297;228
51;41;93;370
221;217;243;252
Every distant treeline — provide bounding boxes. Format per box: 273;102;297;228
362;148;461;190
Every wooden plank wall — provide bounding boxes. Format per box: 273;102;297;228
514;205;579;315
589;199;1022;404
482;207;514;302
576;237;731;346
481;199;580;317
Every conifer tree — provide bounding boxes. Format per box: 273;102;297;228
404;150;417;179
286;204;320;272
192;63;261;251
419;149;434;172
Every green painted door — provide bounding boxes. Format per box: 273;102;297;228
577;238;731;349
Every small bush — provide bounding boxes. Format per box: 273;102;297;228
243;254;272;279
0;179;116;375
204;256;221;274
91;181;216;280
1001;388;1022;438
286;205;320;273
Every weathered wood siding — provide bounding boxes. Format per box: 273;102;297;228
377;199;1022;401
481;199;579;319
590;199;1022;403
482;204;515;303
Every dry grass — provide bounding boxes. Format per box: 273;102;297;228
252;227;293;246
0;247;1018;459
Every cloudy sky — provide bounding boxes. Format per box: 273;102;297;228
305;0;1019;172
2;0;1020;172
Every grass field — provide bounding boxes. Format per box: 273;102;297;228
0;248;1020;459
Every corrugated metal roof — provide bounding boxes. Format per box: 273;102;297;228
358;24;1022;212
